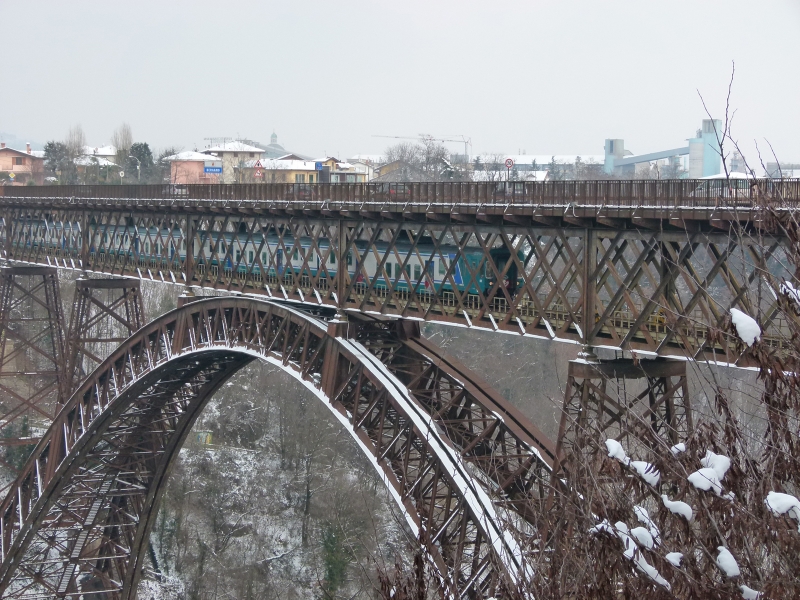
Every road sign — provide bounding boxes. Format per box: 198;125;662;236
505;158;514;169
315;162;323;170
204;159;222;174
8;173;15;180
119;171;125;178
254;169;263;179
254;160;263;169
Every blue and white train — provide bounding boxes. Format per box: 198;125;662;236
15;220;525;296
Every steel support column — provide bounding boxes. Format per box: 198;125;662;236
555;358;691;479
0;266;66;482
65;277;146;394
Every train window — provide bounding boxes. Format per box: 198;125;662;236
293;249;299;261
405;265;411;278
347;252;353;266
396;263;403;278
249;250;254;263
414;265;421;280
236;250;241;262
220;241;226;254
103;233;108;244
182;240;186;251
156;242;161;255
330;253;336;264
262;251;267;264
145;242;150;254
439;257;447;274
385;262;392;277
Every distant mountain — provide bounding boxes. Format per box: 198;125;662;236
0;132;44;151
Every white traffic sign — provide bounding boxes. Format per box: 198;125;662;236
505;158;514;169
119;171;125;178
254;169;263;179
254;160;263;169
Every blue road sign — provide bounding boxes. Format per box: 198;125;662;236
204;167;222;174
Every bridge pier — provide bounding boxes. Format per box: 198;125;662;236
66;277;146;395
0;266;66;482
554;356;691;479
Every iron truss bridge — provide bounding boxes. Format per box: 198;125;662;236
2;180;798;366
0;180;796;598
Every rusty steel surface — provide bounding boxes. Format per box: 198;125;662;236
554;358;691;481
66;277;145;394
0;266;66;487
1;179;799;210
0;186;795;365
0;298;554;599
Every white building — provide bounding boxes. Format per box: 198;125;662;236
201;141;265;183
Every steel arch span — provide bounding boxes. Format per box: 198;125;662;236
0;298;554;599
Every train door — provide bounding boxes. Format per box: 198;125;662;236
488;248;518;296
449;254;463;286
276;249;284;274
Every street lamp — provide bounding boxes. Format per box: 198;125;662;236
128;155;141;181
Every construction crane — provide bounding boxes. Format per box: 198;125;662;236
373;134;472;163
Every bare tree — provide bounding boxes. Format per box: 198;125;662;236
64;125;86;161
384;142;421;166
698;61;736;180
471;153;506;182
111;123;133;166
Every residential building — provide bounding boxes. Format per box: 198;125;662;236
315;157;366;183
241;157;367;184
201;141;265;183
346;156;381;181
83;145;117;162
242;158;320;184
0;143;44;185
163;151;221;184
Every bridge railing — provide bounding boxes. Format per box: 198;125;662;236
1;179;799;207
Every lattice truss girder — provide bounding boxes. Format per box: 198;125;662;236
4;207;797;362
0;266;66;479
0;299;554;599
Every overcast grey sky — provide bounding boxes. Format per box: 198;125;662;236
2;1;798;162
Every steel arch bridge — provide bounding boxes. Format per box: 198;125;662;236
0;297;555;599
0;180;796;597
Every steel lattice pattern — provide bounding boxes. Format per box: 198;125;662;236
0;298;553;599
65;277;146;395
0;266;66;487
0;193;795;365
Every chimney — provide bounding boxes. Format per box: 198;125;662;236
26;143;31;154
0;142;5;149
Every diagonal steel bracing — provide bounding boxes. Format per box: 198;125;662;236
0;298;555;599
1;184;796;365
66;277;146;395
0;266;66;485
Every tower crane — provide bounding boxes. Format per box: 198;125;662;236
373;134;472;163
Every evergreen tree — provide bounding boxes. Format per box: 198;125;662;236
127;142;154;181
43;141;77;184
